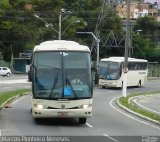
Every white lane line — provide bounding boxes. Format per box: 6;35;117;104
11;95;27;105
110;97;160;130
86;123;93;128
133;98;160;115
0;79;30;84
103;134;119;142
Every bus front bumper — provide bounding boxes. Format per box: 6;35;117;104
32;107;92;118
99;81;118;87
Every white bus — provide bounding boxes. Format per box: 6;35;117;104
99;57;148;88
30;40;93;124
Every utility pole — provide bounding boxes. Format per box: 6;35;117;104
122;0;130;97
35;9;75;40
76;32;100;84
59;11;62;40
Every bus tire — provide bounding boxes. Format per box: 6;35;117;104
34;118;40;123
79;118;87;124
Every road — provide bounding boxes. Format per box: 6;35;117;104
0;76;160;142
0;74;31;92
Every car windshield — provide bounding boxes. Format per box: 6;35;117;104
33;51;92;100
99;61;122;80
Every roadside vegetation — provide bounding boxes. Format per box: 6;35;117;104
0;0;160;63
0;89;31;108
118;91;160;122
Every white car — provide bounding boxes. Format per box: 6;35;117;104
0;67;12;77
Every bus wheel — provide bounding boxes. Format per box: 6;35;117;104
102;86;106;89
138;80;141;87
79;118;87;124
34;118;40;123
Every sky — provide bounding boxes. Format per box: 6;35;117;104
144;0;160;8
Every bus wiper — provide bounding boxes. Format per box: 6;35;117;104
49;71;58;98
105;71;112;80
38;64;53;68
66;78;77;98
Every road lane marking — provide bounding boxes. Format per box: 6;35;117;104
110;97;160;130
103;134;119;142
0;79;30;84
133;97;160;115
86;123;93;128
11;95;28;105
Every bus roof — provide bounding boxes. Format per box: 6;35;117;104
33;40;90;52
100;57;148;62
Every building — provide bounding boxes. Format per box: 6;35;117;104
144;0;160;8
117;1;159;20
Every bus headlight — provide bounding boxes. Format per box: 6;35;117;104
79;104;92;109
34;104;48;109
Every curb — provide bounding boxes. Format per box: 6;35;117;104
116;98;160;125
0;92;31;110
128;94;160;115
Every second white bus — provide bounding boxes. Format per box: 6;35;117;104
99;57;148;88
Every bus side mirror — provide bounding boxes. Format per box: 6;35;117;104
28;64;33;82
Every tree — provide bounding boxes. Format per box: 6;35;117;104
134;16;159;41
132;16;160;62
0;0;122;62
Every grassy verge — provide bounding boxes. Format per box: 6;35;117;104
0;89;31;107
118;91;160;122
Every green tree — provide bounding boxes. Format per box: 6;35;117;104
134;16;159;41
0;0;122;62
132;16;160;62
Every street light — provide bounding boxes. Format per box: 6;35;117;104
34;14;59;34
62;20;81;35
34;9;78;40
59;9;73;40
137;29;142;35
76;32;100;84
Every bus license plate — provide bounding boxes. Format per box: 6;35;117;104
58;112;68;117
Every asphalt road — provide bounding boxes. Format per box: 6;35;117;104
134;94;160;115
0;76;160;142
0;74;31;92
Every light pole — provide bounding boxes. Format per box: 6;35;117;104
122;0;130;98
34;10;77;40
76;32;100;84
34;14;59;35
59;11;62;40
62;20;80;35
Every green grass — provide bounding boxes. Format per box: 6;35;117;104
118;91;160;122
0;89;31;107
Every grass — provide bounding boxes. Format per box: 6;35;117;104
118;91;160;122
0;89;31;107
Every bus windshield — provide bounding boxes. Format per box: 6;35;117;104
99;61;122;80
33;51;92;100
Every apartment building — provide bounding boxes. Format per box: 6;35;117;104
117;1;159;20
